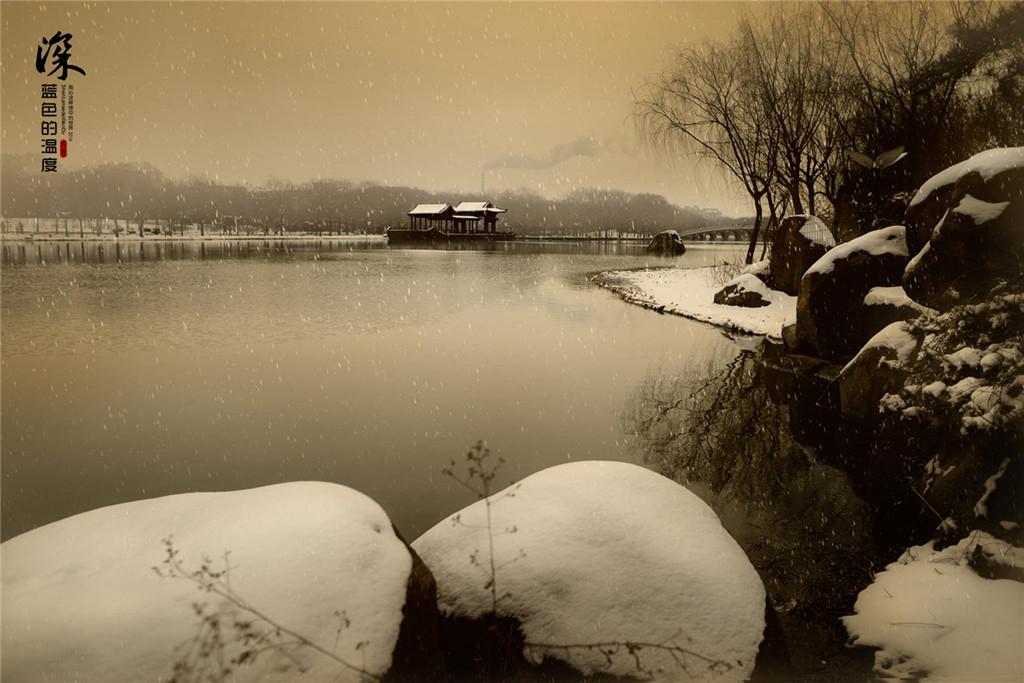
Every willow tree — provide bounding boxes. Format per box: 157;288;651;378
635;39;778;264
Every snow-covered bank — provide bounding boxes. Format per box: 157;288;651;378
592;266;796;337
843;531;1024;680
1;482;413;682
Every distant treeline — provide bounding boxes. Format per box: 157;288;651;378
0;156;742;237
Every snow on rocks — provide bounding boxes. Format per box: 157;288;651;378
796;226;911;360
843;531;1024;681
592;266;796;337
1;482;415;683
902;147;1024;309
412;460;766;681
908;147;1024;209
714;273;772;308
804;226;908;277
839;321;923;419
769;214;837;295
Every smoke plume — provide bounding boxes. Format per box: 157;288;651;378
483;136;626;171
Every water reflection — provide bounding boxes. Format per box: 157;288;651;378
2;240;748;544
1;238;388;266
0;237;679;267
623;350;876;676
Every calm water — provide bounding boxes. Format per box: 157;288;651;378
1;239;750;541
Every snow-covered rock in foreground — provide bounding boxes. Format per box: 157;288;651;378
592;266;796;337
1;482;413;683
412;460;766;681
843;531;1024;680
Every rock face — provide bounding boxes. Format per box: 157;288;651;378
646;229;687;255
714;273;772;308
412;460;766;682
795;226;910;361
1;482;436;683
769;215;837;295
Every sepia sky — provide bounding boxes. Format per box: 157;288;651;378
2;2;759;214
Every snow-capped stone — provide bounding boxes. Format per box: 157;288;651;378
796;226;911;360
903;148;1024;309
839;322;923;419
646;230;686;255
714;273;772;308
412;460;766;681
769;214;837;295
1;482;416;683
805;226;908;277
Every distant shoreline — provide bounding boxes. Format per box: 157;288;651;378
0;234;386;243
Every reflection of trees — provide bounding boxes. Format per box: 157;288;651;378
624;351;877;661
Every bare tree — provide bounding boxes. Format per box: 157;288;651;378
635;38;778;264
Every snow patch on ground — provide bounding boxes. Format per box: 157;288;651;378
843;531;1024;681
592;266;796;337
805;226;908;276
412;460;766;681
1;482;412;683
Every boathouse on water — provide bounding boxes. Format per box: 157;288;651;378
407;201;507;234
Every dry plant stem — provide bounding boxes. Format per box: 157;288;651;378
156;539;380;682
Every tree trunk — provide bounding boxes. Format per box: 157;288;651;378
745;199;764;265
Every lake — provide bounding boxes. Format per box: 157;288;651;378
1;238;751;542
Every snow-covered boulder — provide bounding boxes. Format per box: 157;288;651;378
769;214;837;295
839;321;923;420
904;147;1024;260
903;150;1024;310
843;531;1024;680
646;230;686;255
861;285;936;339
1;482;440;683
795;226;910;360
412;460;766;681
714;273;772;308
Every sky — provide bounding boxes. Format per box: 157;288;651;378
2;2;758;214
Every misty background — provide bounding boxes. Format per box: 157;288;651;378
1;2;755;218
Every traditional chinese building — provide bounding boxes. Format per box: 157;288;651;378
405;201;508;235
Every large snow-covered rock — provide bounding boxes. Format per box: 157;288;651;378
412;460;766;681
903;152;1024;310
769;214;837;295
839;321;923;420
843;531;1024;680
646;230;687;255
795;226;910;360
2;482;422;683
905;147;1024;260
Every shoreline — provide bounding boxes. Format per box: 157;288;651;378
0;233;385;243
591;265;796;338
